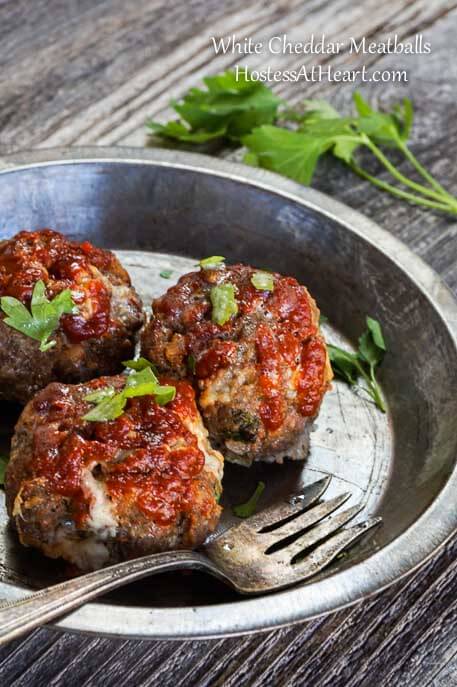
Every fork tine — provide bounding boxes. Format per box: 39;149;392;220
288;517;382;581
272;504;363;562
265;492;352;545
246;476;332;531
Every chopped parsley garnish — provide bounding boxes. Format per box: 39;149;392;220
328;316;387;412
84;387;116;403
251;271;274;292
210;284;238;325
233;481;266;518
83;362;176;422
0;455;9;486
0;280;78;352
199;256;225;269
122;357;158;373
160;269;173;279
83;393;127;422
187;353;196;374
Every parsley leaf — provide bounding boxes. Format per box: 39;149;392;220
122;357;158;373
83;362;176;422
123;366;160;397
251;271;274;292
149;70;457;216
0;455;8;486
210;284;238;325
82;393;127;422
233;481;265;518
147;70;281;144
199;255;225;269
243;122;362;185
187;353;196;375
84;387;116;403
160;269;173;279
0;280;78;352
328;316;387;412
327;345;360;386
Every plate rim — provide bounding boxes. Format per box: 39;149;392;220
0;146;456;639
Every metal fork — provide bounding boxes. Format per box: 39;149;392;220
0;476;381;644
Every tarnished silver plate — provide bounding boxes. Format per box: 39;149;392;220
0;148;456;639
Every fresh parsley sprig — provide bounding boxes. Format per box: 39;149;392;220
148;70;457;216
245;93;457;215
0;280;78;352
148;71;281;144
82;359;176;422
328;316;387;412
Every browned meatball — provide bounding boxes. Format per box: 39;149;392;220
5;375;224;571
141;263;332;466
0;229;144;403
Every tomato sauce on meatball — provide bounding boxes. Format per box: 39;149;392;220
141;263;332;466
5;375;223;571
0;229;144;403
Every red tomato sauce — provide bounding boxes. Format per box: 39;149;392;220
153;265;328;431
0;229;114;342
297;337;328;416
32;377;208;527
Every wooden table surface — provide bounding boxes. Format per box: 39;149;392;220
1;1;457;685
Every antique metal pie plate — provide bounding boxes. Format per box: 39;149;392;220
0;148;456;639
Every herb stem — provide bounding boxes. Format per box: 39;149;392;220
368;365;386;413
397;140;457;204
354;360;386;413
363;138;452;205
349;163;456;213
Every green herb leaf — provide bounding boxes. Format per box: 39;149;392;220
84;387;116;403
327;345;360;386
82;393;127;422
147;70;457;217
83;363;176;422
0;455;8;486
148;120;226;143
199;255;225;269
0;280;78;352
366;316;386;350
123;357;158;372
153;385;176;405
233;481;265;518
124;366;160;397
160;269;173;279
392;98;414;141
210;284;238;325
243;125;330;185
243;124;361;185
251;271;274;292
353;92;402;148
328;316;387;412
187;354;196;374
147;70;282;144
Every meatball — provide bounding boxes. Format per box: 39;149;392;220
5;375;224;571
0;229;144;403
141;263;332;466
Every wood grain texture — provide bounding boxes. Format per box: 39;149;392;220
0;0;456;685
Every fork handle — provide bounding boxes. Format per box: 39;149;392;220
0;550;213;645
